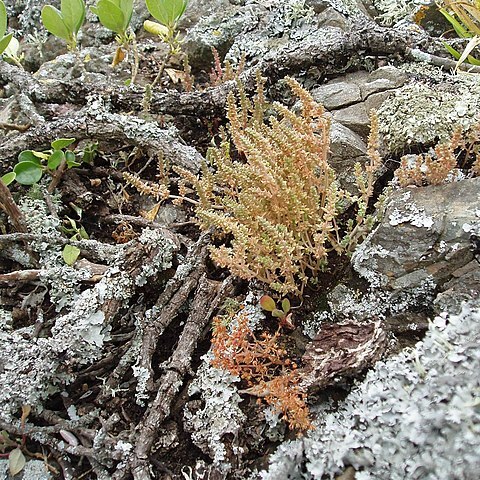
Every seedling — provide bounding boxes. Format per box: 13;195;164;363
91;0;139;82
41;0;86;51
0;0;13;56
260;295;294;329
1;138;94;190
61;215;89;265
144;0;189;87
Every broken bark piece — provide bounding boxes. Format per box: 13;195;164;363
300;321;388;391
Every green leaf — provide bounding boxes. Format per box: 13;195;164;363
0;0;7;39
82;142;97;163
259;295;276;312
48;150;65;170
1;172;15;186
61;0;85;34
271;309;284;318
96;0;125;34
63;244;80;265
145;0;188;28
51;137;76;150
281;298;290;314
41;5;71;41
0;32;12;55
79;226;89;239
13;161;43;185
65;150;80;168
8;448;26;476
119;0;133;29
18;150;42;164
443;40;480;65
439;8;471;38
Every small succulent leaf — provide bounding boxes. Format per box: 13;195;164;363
81;143;97;163
41;6;71;40
67;217;78;230
259;295;276;312
145;0;187;28
143;19;169;36
96;0;125;34
63;244;80;265
65;150;80;168
13;161;43;185
281;298;290;314
8;448;26;476
18;150;42;164
21;405;31;423
61;0;85;34
51;137;75;150
0;0;7;38
1;172;15;186
0;32;12;55
48;150;65;170
271;309;284;318
32;151;50;160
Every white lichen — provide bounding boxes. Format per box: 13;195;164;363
378;74;480;153
261;302;480;479
184;353;245;472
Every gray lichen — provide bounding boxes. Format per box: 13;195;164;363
371;0;427;25
184;353;246;472
260;302;480;480
378;70;480;153
0;226;175;421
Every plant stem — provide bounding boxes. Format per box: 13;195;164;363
47;158;67;194
130;33;140;85
151;49;171;88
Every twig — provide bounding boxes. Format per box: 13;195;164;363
0;121;30;132
0;180;29;233
131;274;234;480
47;158;68;194
407;47;480;74
134;232;211;391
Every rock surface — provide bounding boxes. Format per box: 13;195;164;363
353;178;480;293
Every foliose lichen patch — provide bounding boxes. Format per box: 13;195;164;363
378;70;480;153
261;302;480;480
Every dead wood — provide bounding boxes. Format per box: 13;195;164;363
130;274;235;480
300;321;388;391
0;105;204;172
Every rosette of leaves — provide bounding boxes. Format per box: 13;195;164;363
439;0;480;66
41;0;86;50
260;295;294;329
91;0;134;67
0;0;13;56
